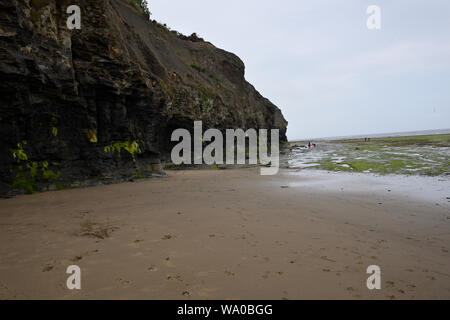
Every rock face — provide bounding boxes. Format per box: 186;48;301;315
0;0;288;196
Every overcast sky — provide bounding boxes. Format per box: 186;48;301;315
150;0;450;140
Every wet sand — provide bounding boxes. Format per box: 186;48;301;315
0;168;449;299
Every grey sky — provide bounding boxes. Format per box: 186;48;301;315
150;0;450;140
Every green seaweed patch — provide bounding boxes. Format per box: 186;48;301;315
104;140;142;163
86;129;98;143
10;142;62;194
164;162;176;170
335;134;450;148
297;134;450;177
41;161;61;180
307;157;448;176
50;116;58;137
135;170;144;179
10;165;37;194
11;141;28;162
308;161;352;172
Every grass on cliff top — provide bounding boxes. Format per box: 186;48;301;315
126;0;151;19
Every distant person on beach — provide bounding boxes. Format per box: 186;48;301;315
308;141;311;148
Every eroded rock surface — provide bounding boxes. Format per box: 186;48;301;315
0;0;287;196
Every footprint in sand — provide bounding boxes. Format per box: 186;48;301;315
148;265;158;272
167;275;183;282
386;281;395;288
71;249;99;263
320;256;336;263
42;264;54;272
115;278;131;287
164;257;175;267
73;210;92;219
79;220;118;240
182;291;190;297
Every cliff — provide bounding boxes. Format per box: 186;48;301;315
0;0;288;196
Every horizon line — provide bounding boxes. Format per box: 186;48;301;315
289;127;450;142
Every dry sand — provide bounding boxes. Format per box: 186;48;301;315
0;168;449;299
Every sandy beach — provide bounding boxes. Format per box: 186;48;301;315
0;168;449;299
